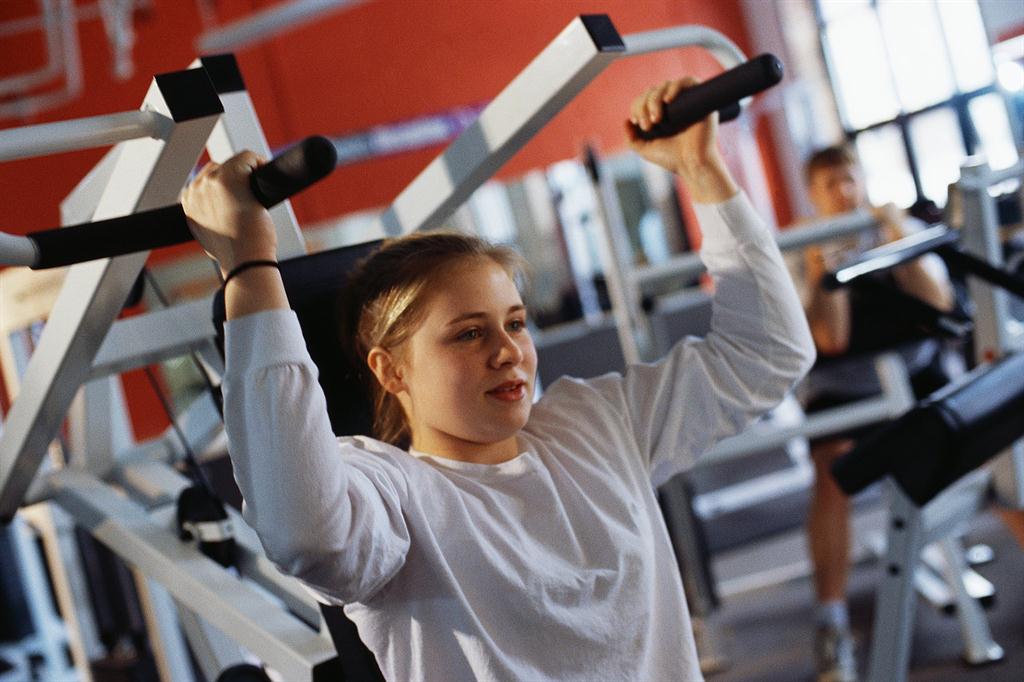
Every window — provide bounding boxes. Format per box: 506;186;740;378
816;0;1019;208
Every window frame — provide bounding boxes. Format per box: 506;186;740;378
814;0;1002;204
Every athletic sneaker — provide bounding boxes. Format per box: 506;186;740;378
814;624;858;682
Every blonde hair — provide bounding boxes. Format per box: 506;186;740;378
341;232;525;448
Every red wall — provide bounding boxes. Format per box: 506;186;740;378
1;0;765;437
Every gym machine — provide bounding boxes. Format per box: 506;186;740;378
827;156;1024;682
0;57;344;681
0;14;798;681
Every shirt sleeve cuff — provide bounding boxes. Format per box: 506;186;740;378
225;308;310;376
693;191;771;253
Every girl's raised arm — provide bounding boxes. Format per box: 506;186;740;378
183;157;412;604
585;78;816;484
182;151;289;318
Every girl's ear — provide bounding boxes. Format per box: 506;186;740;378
367;347;406;395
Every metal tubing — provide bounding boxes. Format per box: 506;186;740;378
0;232;37;267
0;71;221;520
702;354;913;465
370;15;624;237
632;209;877;293
191;55;306;258
623;25;745;67
196;0;365;53
49;470;338;681
0;110;171;163
90;297;217;379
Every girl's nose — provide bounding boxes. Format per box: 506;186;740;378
492;332;523;367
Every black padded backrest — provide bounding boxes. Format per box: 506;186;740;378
213;240;386;682
214;240;382;437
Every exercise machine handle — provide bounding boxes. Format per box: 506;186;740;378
821;225;959;290
631;53;783;141
6;136;338;269
248;135;337;207
822;223;1024;299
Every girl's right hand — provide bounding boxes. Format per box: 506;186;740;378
181;150;278;276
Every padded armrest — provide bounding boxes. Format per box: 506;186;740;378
832;352;1024;506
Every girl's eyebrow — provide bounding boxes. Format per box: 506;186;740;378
445;304;526;326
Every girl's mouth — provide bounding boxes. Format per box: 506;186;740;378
486;381;526;402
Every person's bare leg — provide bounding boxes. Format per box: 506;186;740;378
994;506;1024;549
808;438;859;682
808;438;855;602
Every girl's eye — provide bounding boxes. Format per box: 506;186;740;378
507;319;526;333
457;328;482;341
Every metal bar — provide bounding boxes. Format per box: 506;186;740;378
936;536;1004;665
0;110;172;162
60;145;124;225
956;158;1024;190
866;483;924;682
589;151;644;363
48;470;337;681
632;209;877;293
938;246;1024;299
826;226;958;288
90;296;217;379
957;160;1024;508
19;503;102;679
0;233;37;267
192;55;306;259
0;69;222;520
702;354;913;465
196;0;365;53
132;570;197;682
120;462;324;627
370;15;625;237
623;24;745;66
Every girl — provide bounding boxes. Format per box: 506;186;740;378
183;78;815;681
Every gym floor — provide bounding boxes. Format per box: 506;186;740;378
706;511;1024;681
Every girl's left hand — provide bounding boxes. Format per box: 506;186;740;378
625;77;737;203
625;77;720;176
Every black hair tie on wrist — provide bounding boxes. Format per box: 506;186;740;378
222;259;280;287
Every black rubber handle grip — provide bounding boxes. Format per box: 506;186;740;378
249;135;337;207
632;53;783;141
28;136;337;269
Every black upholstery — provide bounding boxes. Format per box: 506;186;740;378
832;352;1024;506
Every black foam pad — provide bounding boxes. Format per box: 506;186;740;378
213;240;381;438
832;352;1024;506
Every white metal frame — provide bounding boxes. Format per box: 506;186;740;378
0;57;338;680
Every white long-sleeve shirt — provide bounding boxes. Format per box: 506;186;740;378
223;191;815;682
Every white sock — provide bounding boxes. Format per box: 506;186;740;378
816;600;849;629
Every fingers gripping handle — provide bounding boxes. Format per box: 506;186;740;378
22;136;337;269
632;53;784;141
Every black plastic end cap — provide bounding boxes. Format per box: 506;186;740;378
154;68;224;122
581;15;625;53
820;272;842;291
301;136;339;178
754;53;785;86
200;54;247;94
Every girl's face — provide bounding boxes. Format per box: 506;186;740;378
394;256;537;463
